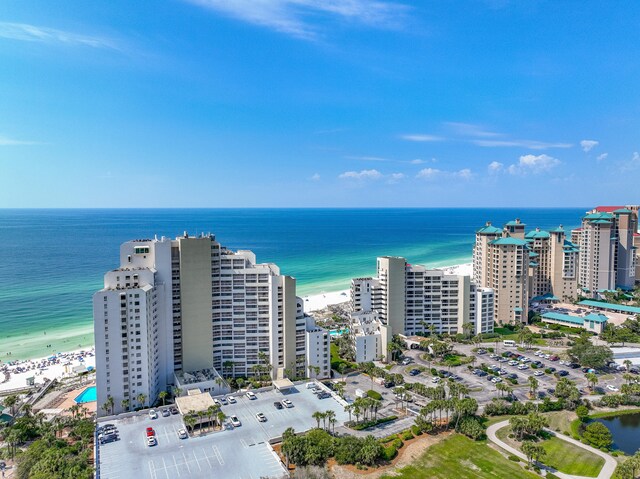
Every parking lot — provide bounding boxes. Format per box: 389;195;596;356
98;385;349;479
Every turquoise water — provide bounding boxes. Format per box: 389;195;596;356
329;329;350;336
74;386;97;404
0;208;585;360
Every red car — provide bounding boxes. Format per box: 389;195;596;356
146;427;155;437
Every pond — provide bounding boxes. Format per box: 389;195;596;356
595;413;640;455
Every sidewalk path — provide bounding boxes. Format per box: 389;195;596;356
486;420;617;479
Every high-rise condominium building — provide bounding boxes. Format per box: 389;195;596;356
350;256;494;339
94;233;328;417
576;206;638;296
473;219;529;324
526;226;579;302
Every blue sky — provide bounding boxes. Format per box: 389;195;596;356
1;1;639;207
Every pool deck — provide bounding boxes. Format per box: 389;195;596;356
59;381;96;415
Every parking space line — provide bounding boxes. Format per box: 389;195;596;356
182;451;191;474
192;450;202;472
212;445;224;465
170;454;180;477
148;460;157;479
201;447;213;469
161;457;170;479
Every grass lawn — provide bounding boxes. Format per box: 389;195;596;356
330;343;357;371
497;426;604;477
380;434;539;479
544;410;576;435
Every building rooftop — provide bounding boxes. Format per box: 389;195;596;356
476;224;503;235
594;206;625;213
542;311;607;325
584;212;614;220
175;390;215;414
525;230;551;239
505;219;525;227
489;237;529;246
578;300;640;315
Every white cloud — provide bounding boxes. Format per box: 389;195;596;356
456;168;472;179
409;159;424;165
0;22;117;49
508;154;560;175
310;173;321;181
488;161;503;173
416;168;441;179
388;172;405;183
596;153;608;161
621;152;640;171
473;139;572;150
580;139;599;152
186;0;408;40
0;135;37;146
445;122;502;138
338;169;383;180
400;134;444;142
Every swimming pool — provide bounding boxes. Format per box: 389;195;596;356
329;328;349;336
74;386;97;404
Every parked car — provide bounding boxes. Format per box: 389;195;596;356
569;363;580;369
534;370;545;376
170;407;179;415
317;392;331;399
147;436;156;447
477;370;488;377
384;381;395;388
557;370;569;377
178;428;188;439
401;358;412;365
507;373;518;380
517;364;528;370
273;401;283;409
282;399;293;408
162;409;170;417
409;368;421;376
230;415;241;427
227;396;236;404
149;409;158;419
256;412;267;422
607;385;620;392
246;391;257;400
146;427;155;437
431;377;441;383
219;397;228;405
547;367;557;373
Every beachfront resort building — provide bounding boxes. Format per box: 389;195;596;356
473;219;530;324
574;206;638;296
93;233;329;416
526;226;579;303
349;257;493;360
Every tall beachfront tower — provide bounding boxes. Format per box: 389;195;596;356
576;206;638;296
350;257;493;339
94;233;328;417
526;226;579;302
473;220;530;325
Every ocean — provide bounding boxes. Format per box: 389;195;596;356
0;208;585;360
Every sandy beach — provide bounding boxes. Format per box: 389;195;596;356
0;348;96;394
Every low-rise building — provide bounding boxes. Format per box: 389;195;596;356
541;311;608;334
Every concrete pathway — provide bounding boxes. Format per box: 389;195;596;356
486;420;617;479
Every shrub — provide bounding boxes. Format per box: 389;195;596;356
455;416;486;440
508;454;520;462
411;425;423;436
392;438;403;449
366;390;382;401
575;405;589;422
401;430;414;441
583;422;613;450
381;445;397;461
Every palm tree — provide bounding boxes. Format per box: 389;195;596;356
344;404;353;423
184;414;196;433
3;395;18;417
528;376;539;398
214;377;224;393
312;411;323;429
159;391;168;407
121;399;130;412
325;410;336;432
137;393;147;409
624;359;633;372
106;395;115;415
223;360;234;378
329;417;336;434
22;403;33;417
173;386;183;398
586;372;599;390
217;411;226;429
198;411;206;434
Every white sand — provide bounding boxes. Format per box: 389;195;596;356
0;348;96;394
301;262;473;313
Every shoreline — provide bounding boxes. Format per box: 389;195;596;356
3;261;473;363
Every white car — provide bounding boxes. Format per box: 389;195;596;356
281;399;293;408
256;412;267;422
147;436;156;447
491;377;502;383
534;351;543;356
607;385;620;392
534;370;545;377
177;428;188;439
246;391;257;400
230;415;241;427
518;364;528;370
431;377;441;383
227;396;236;404
148;409;158;419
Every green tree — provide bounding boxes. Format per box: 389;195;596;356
521;440;546;465
120;399;129;412
137;393;147;409
585;372;599;390
583;422;612;449
575;405;590;422
528;375;539;398
158;391;168;406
